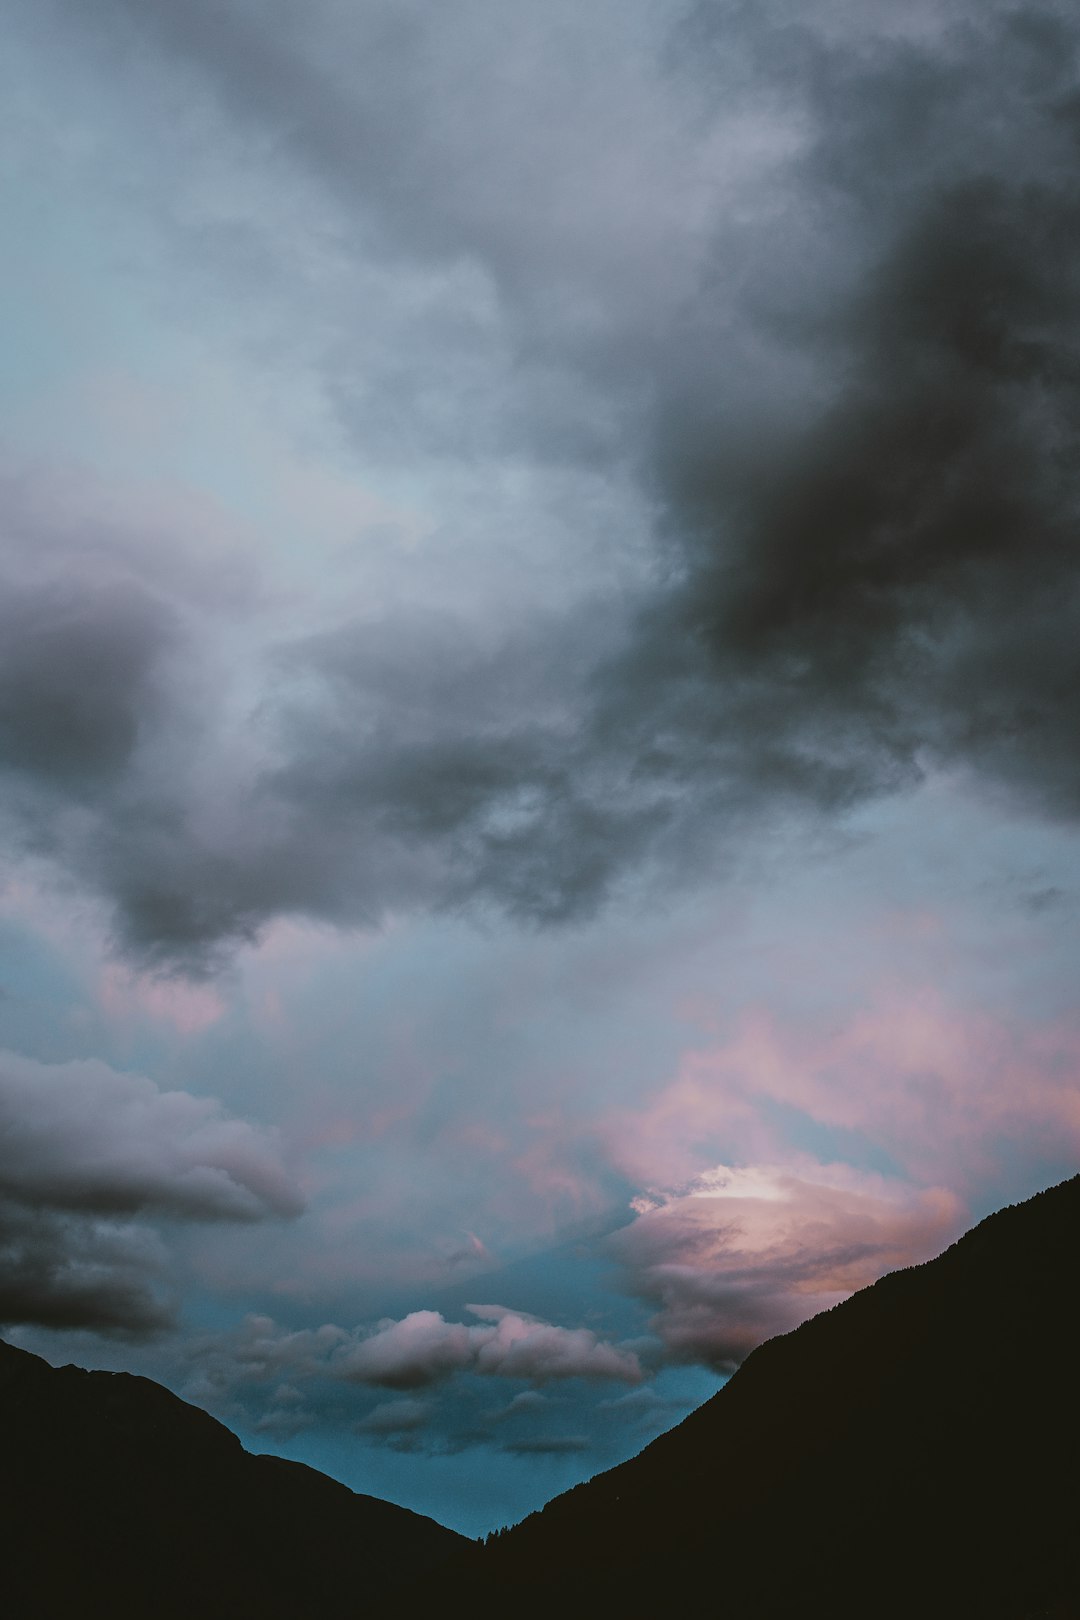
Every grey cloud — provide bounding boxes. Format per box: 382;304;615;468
35;0;706;468
0;579;175;790
0;478;258;970
265;603;667;926
632;2;1080;818
184;1306;639;1396
0;1052;302;1335
3;2;1080;966
173;1307;640;1457
0;483;663;962
0;1202;173;1337
0;1051;302;1221
182;1317;350;1405
357;1397;433;1436
64;0;694;303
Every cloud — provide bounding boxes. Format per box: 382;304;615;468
501;1435;590;1456
0;575;176;790
0;1051;302;1221
0;1202;173;1337
183;1306;639;1399
3;1;1080;971
607;1166;963;1370
0;471;652;965
357;1397;433;1436
606;992;1080;1198
338;1305;642;1389
181;1315;351;1411
0;1051;302;1335
170;1305;641;1456
585;1;1080;857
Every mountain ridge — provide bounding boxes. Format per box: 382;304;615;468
4;1175;1078;1617
459;1172;1080;1616
0;1335;466;1619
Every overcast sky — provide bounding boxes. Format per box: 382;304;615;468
2;0;1079;1535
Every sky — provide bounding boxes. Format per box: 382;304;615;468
1;0;1079;1538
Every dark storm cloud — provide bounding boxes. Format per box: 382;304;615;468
639;185;1080;816
0;580;173;789
593;1;1080;834
0;1201;174;1337
4;1;1080;965
0;1051;302;1334
0;1051;302;1221
265;605;669;926
0;488;663;962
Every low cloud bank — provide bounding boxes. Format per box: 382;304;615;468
184;1304;641;1407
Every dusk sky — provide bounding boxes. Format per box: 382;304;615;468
2;0;1079;1537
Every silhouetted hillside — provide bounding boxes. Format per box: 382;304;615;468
7;1178;1079;1618
0;1339;465;1619
462;1174;1080;1618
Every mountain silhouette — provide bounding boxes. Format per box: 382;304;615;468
454;1173;1080;1617
5;1176;1078;1617
0;1338;465;1619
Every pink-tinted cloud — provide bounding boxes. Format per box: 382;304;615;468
608;989;1080;1198
597;982;1080;1373
338;1305;642;1389
99;964;227;1034
608;1165;962;1371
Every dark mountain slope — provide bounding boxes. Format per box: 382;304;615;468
466;1174;1080;1618
0;1339;465;1619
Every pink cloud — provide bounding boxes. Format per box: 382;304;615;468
337;1305;642;1389
607;988;1080;1197
99;965;227;1035
608;1165;962;1370
500;1126;609;1230
592;981;1080;1371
